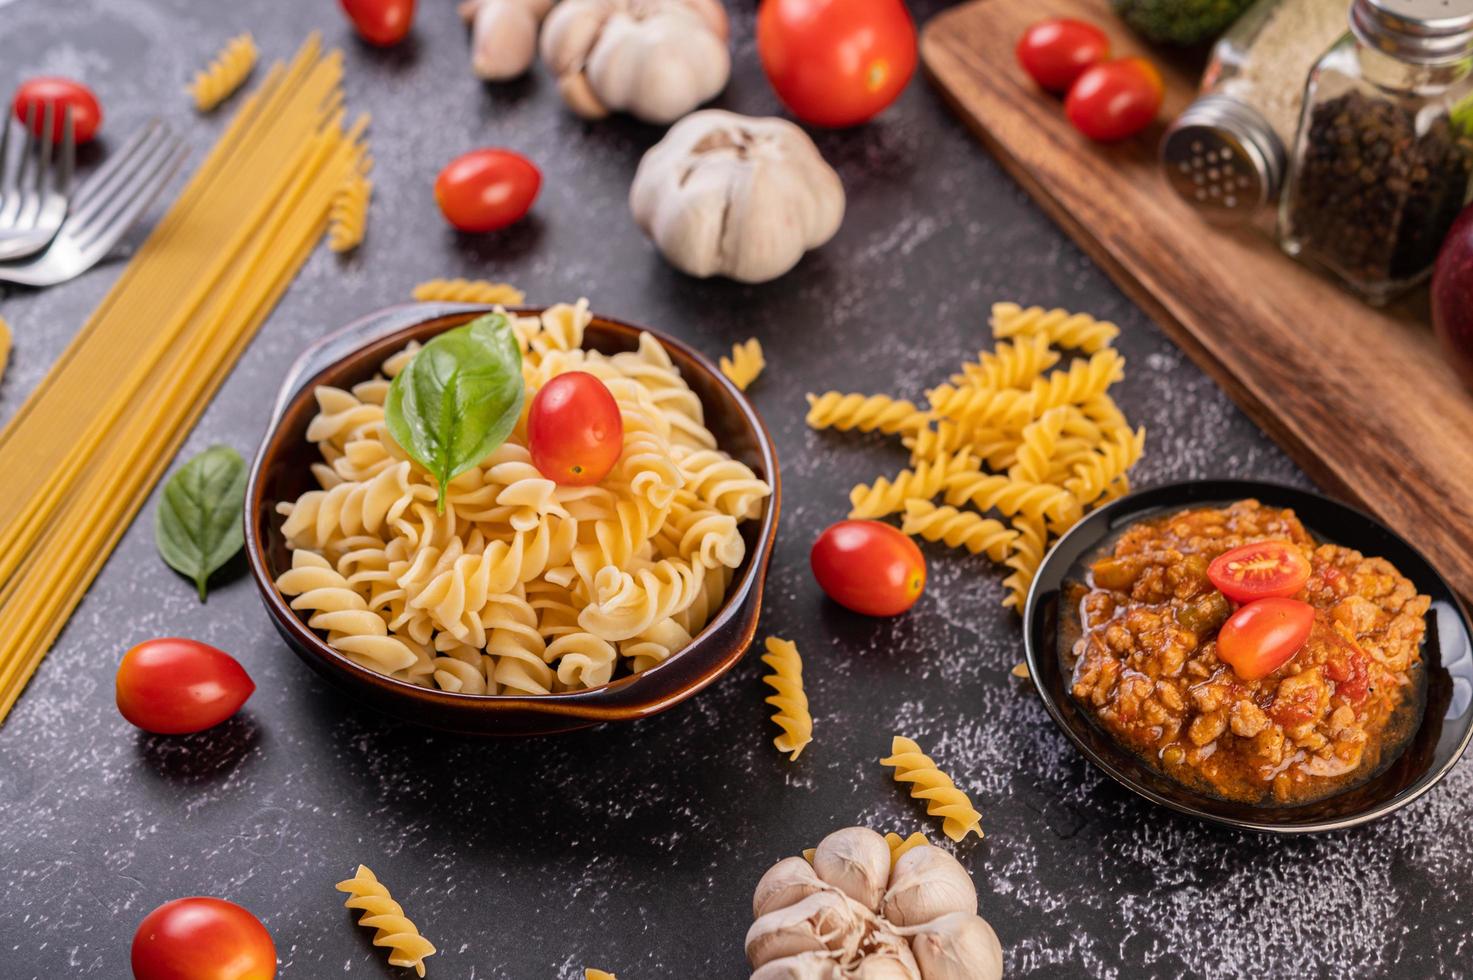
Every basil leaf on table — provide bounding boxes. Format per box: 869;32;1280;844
385;312;526;512
155;444;248;601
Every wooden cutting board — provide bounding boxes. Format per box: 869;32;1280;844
922;0;1473;599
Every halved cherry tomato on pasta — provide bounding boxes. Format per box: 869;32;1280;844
339;0;415;46
132;897;276;980
12;77;102;144
1016;19;1110;94
434;148;541;233
116;638;254;735
1064;57;1163;142
1216;597;1314;682
1207;540;1311;603
528;371;623;486
811;520;926;616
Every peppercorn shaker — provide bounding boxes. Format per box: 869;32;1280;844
1279;0;1473;304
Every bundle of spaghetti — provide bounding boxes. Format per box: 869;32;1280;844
0;35;369;721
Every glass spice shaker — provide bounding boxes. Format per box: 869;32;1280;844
1162;0;1350;225
1279;0;1473;304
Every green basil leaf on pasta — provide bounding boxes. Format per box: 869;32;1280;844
155;445;248;602
384;312;525;512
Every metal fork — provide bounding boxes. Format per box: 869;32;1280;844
0;120;186;289
0;100;74;261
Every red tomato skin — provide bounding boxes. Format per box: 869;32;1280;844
1016;19;1110;94
810;520;926;616
131;897;276;980
339;0;415;46
1216;598;1315;682
1064;57;1163;142
1207;540;1311;603
434;149;541;233
12;77;102;144
116;639;254;735
527;372;624;486
757;0;918;128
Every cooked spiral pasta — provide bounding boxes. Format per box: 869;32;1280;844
805;392;929;435
411;278;527;305
760;637;812;761
719;337;765;391
881;735;984;842
673;447;770;520
848;451;977;520
189;33;257;112
991;301;1120;353
884;831;930;866
336;865;436;977
328;169;373;253
901;501;1016;561
275;550;419;675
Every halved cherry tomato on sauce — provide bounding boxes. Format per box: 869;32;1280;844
527;371;623;486
339;0;416;46
434;148;541;233
1207;540;1311;603
1016;19;1110;94
116;638;254;735
1064;57;1163;142
1216;597;1315;682
811;520;926;616
132;897;276;980
12;77;102;144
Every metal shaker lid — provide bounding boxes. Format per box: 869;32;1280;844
1161;94;1287;224
1352;0;1473;64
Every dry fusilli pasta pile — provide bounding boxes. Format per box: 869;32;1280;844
760;636;812;761
719;338;765;391
336;864;436;977
274;300;771;694
881;735;984;842
807;301;1144;611
189;33;257;112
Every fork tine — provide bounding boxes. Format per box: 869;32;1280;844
71;134;182;250
0;114;11;191
72;142;187;264
69;120;163;212
35;100;55;195
14;101;37;189
56;107;74;198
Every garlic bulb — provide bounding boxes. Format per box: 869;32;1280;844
746;891;870;969
754;856;831;919
750;952;847;980
539;0;729;124
901;913;1003;980
813;827;891;912
459;0;553;81
881;846;978;928
630;110;845;284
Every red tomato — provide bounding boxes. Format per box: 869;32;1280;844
1016;19;1110;94
527;372;624;486
339;0;415;46
12;77;102;144
811;520;926;616
1216;598;1314;682
1064;57;1163;142
1207;540;1311;603
434;148;541;233
756;0;917;128
116;639;254;735
132;897;276;980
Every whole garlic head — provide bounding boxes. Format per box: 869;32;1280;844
459;0;553;81
900;913;1004;980
881;846;979;928
630;110;845;284
814;828;892;913
540;0;729;124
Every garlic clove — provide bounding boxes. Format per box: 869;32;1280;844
469;0;553;81
881;845;978;928
750;951;848;980
753;856;830;920
900;912;1003;980
850;928;922;979
812;827;892;913
746;891;870;969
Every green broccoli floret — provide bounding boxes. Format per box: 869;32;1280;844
1111;0;1255;45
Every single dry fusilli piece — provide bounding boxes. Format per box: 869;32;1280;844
760;637;812;761
412;278;526;305
941;471;1081;527
1026;348;1125;414
1064;426;1146;506
1011;662;1030;679
881;735;983;842
1002;515;1047;612
328;168;373;253
586;971;618;980
0;315;10;381
720;338;765;391
336;865;436;977
1007;407;1069;484
901;501;1016;561
806;392;929;435
951;334;1060;390
884;831;930;866
991;301;1120;353
189;33;257;111
848;451;977;520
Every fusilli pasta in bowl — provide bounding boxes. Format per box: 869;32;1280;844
245;302;780;736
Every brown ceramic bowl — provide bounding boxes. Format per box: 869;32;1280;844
244;303;781;736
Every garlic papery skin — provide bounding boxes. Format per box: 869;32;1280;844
459;0;552;80
899;912;1003;980
754;856;833;919
813;827;892;913
746;891;871;969
750;951;848;980
881;845;978;928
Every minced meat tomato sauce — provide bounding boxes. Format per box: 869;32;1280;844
1069;500;1428;804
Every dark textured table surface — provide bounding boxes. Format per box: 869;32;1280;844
1;1;1468;978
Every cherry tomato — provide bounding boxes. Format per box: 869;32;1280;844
132;897;276;980
527;372;624;486
12;77;102;144
1207;540;1311;603
756;0;917;128
1016;19;1110;94
1064;57;1163;142
434;148;541;233
116;638;254;735
1216;598;1315;682
811;520;926;616
339;0;415;46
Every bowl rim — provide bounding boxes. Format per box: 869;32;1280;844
1022;477;1473;834
244;302;782;719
